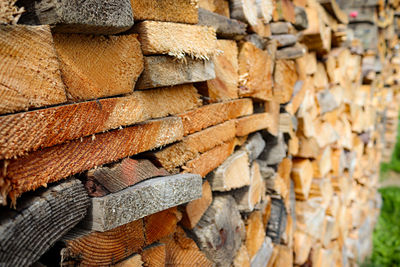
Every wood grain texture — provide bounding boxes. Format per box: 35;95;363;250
115;254;143;267
53;33;143;101
141;244;166;267
135;21;216;60
0;84;200;160
155;120;236;171
198;8;247;38
199;0;230;17
251;237;274;267
184;139;236;177
236;113;273;137
82;173;202;231
1;117;184;204
136;56;215;90
241;132;266;161
273;59;298;104
0;25;66;115
144;207;182;245
238;42;273;101
131;0;198;24
245;211;266;260
178;99;253;136
18;0;134;34
0;179;88;266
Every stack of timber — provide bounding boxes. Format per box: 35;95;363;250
0;0;398;266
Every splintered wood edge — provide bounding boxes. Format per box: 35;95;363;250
82;173;202;232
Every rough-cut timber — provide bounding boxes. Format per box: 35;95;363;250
209;150;251;191
0;84;200;160
192;195;245;267
1;117;183;203
179;99;253;136
238;42;273;101
82;173;202;231
0;179;88;266
18;0;134;34
198;40;239;100
181;181;213;229
53;33;143;101
184;139;236;177
0;25;67;115
131;0;198;24
154;120;236;171
135;21;216;59
136;56;215;89
87;158;169;193
273;59;298;103
198;8;247;38
236;113;273;136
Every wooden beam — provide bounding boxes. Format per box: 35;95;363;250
236;113;273;136
0;179;88;266
18;0;134;34
135;56;215;89
0;25;67;115
273;59;298;104
198;8;247;38
0;84;200;160
131;0;198;24
135;21;216;59
1;117;183;204
154;120;236;171
178;99;253;136
53;33;143;101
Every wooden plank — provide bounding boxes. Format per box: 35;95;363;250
184;139;236;177
236;113;273;137
17;0;134;34
141;244;166;267
82;173;202;231
1;117;184;204
198;8;246;38
135;21;216;59
131;0;198;24
181;181;213;229
273;59;298;104
198;39;239;100
154;120;236;171
0;25;67;115
53;33;143;101
0;84;200;160
191;195;245;266
238;42;273;101
136;56;215;89
179;99;253;136
0;179;89;266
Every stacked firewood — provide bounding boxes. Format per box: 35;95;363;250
0;0;397;266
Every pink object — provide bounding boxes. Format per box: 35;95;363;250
350;11;358;18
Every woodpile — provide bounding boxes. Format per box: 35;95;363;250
0;0;398;266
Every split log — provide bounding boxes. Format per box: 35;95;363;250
181;181;213;229
86;158;169;195
273;59;298;103
233;244;251;267
259;133;287;165
230;0;258;26
141;244;166;267
198;40;239;100
184;139;236;177
266;197;287;244
198;8;247;38
270;34;298;47
272;245;293;267
276;44;307;60
296;199;325;240
0;25;66;115
115;254;143;267
209;150;251;192
245;211;266;260
53;33;143;101
136;56;215;90
255;0;275;24
154;120;236;171
291;159;313;200
273;0;296;23
301;6;332;53
238;42;273;101
179;98;253;136
135;21;216;59
294;135;320;158
317;0;348;24
294;5;309;30
265;101;281;136
236;113;273;136
82;174;202;231
18;0;134;34
244;33;268;50
191;195;245;267
161;227;214;266
251;237;274;267
0;179;88;266
293;230;312;265
233;161;265;212
317;89;339;114
131;0;198;24
241;132;266;161
1;117;183;204
199;0;230;17
270;22;294;34
0;84;199;160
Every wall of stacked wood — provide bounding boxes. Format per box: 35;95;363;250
0;0;398;266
